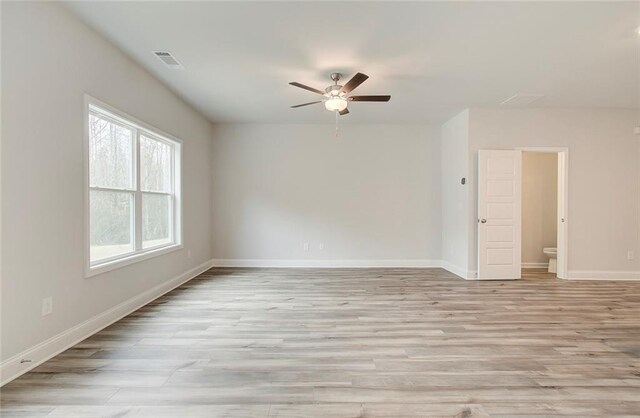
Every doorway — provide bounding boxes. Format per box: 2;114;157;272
522;151;558;278
520;148;568;279
477;148;568;280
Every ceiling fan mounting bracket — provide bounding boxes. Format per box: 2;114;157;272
330;72;342;83
325;85;343;95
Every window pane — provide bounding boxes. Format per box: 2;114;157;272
89;114;133;189
142;193;172;249
90;190;134;263
140;135;172;192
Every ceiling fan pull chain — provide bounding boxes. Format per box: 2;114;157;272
335;110;339;138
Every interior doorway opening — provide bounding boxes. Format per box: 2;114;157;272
519;147;568;280
522;151;558;278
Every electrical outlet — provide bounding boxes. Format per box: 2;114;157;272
628;250;635;261
41;297;53;316
303;242;310;252
319;243;325;251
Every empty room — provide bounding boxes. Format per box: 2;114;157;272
1;1;639;417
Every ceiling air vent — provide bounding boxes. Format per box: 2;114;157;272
153;51;183;69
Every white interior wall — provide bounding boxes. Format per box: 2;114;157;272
522;152;558;266
440;110;471;277
467;108;640;279
1;1;214;371
211;124;442;265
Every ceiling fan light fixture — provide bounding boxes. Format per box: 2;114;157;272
289;72;390;115
324;97;348;112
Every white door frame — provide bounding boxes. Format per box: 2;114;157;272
517;147;569;279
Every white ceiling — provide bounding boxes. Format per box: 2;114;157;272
65;1;639;124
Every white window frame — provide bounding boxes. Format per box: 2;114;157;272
84;95;183;278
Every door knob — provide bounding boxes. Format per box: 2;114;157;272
480;218;487;223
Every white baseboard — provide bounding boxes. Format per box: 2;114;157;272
0;259;214;387
211;259;442;268
522;262;549;269
565;270;640;281
440;261;470;279
214;259;489;281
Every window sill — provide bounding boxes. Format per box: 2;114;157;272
86;243;183;278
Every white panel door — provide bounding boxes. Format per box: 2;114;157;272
478;150;522;280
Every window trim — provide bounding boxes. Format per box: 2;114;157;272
84;94;183;278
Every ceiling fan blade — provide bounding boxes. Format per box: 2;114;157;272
349;95;391;102
340;72;369;94
339;108;350;116
290;101;322;108
289;82;324;95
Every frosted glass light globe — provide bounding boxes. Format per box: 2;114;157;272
324;97;348;112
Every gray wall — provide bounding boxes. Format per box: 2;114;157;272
1;2;214;361
211;124;442;263
467;108;640;277
440;110;471;276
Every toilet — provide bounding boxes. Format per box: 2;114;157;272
543;247;557;273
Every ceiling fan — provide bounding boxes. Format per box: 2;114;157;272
289;72;391;116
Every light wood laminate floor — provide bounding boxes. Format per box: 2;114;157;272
2;268;640;417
